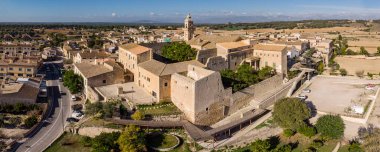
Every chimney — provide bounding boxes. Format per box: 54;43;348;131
117;86;123;95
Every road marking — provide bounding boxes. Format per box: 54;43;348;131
25;98;63;152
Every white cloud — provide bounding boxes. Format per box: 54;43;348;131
150;12;155;16
111;12;116;17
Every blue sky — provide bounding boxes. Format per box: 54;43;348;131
1;0;380;23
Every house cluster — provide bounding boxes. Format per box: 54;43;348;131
72;14;323;125
0;42;42;80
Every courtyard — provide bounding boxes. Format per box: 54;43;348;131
304;76;380;117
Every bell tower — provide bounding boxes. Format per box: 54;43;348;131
183;14;195;41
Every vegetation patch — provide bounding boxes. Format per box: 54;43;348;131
146;133;180;150
136;102;182;117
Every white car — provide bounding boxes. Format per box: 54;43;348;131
71;111;84;119
302;89;311;93
71;95;76;101
297;95;308;100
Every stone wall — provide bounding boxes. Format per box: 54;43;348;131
228;75;283;115
205;56;227;71
77;127;120;138
196;48;217;64
194;98;230;126
87;86;102;102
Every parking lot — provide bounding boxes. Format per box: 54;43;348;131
303;76;380;116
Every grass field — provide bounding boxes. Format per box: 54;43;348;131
137;102;182;116
147;133;179;149
44;132;90;152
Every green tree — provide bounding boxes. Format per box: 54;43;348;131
272;98;311;130
63;70;83;94
161;42;196;62
258;66;275;81
272;144;292;152
85;102;104;117
315;115;345;139
117;125;146;152
250;139;271;152
91;132;121;152
317;62;324;75
24;115;38;128
131;111;144;120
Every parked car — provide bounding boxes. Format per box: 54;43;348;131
72;111;84;119
302;89;311;93
297;95;308;100
60;90;66;95
71;95;76;101
59;77;63;82
66;117;79;123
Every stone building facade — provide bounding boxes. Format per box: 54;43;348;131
171;65;232;125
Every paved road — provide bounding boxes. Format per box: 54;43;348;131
16;63;73;152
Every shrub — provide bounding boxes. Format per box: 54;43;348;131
272;144;292;152
349;142;363;152
316;115;345;139
310;140;324;149
283;129;295;137
131;111;144;120
80;136;92;147
297;124;317;138
339;68;347;76
24;115;38;128
250;139;271;152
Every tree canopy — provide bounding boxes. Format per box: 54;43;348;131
117;125;146;152
272;98;311;130
91;132;121;152
221;64;275;92
161;42;196;62
63;70;83;94
315;115;345;139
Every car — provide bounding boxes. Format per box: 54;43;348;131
71;95;76;101
297;95;308;100
59;77;63;82
302;89;311;93
72;111;84;119
66;117;79;123
60;91;66;95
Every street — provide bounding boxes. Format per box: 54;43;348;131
16;63;73;152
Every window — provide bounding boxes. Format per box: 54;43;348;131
147;77;150;82
103;80;107;83
18;74;23;76
27;68;31;72
0;68;3;71
164;82;168;87
265;61;268;66
9;67;13;71
19;68;22;71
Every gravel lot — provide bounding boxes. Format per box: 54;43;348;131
305;76;380;115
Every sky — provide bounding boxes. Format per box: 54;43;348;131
1;0;380;23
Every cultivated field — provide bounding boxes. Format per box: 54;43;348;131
335;56;380;75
